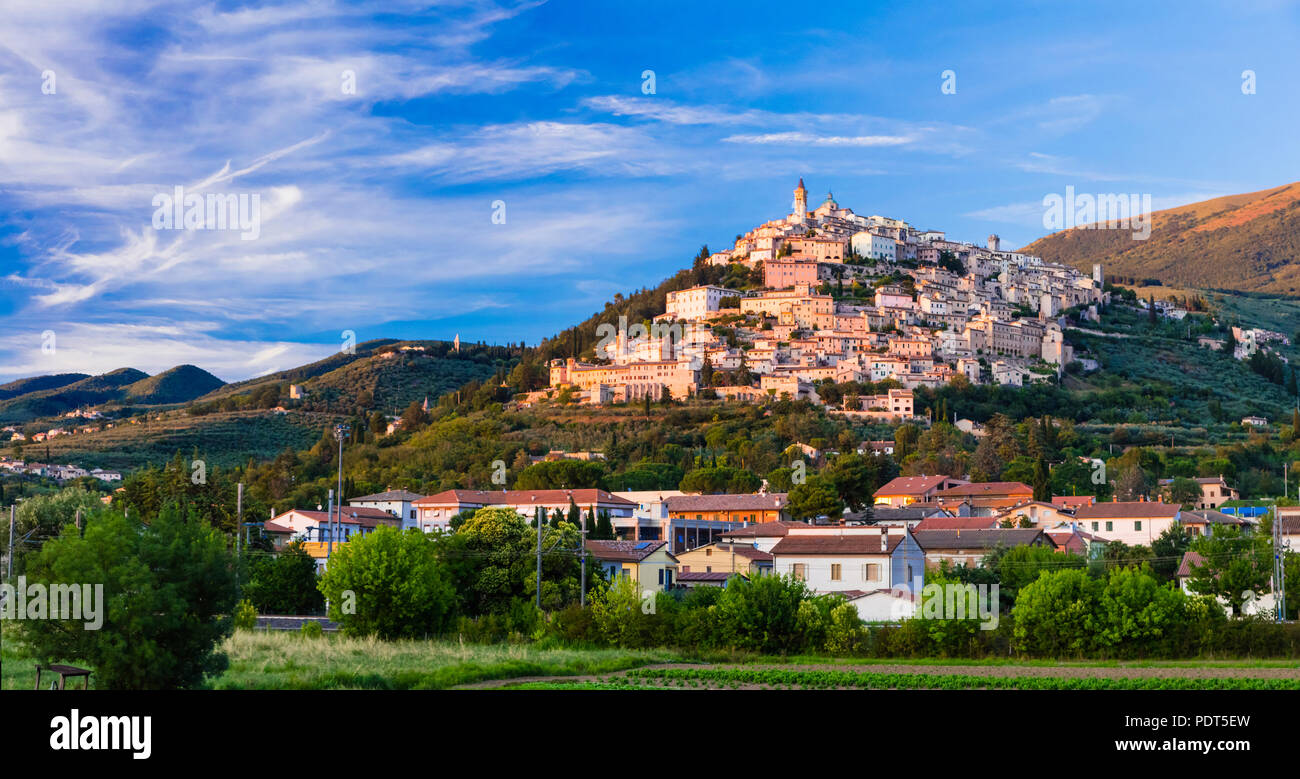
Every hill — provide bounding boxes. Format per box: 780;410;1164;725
0;373;89;401
124;364;226;404
1020;183;1300;296
0;365;226;425
0;368;148;423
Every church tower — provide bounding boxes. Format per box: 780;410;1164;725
792;178;808;223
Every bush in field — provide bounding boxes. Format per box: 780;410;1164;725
19;506;237;689
317;526;456;639
244;541;325;615
233;600;258;631
713;574;813;654
1092;566;1186;653
589;576;662;648
824;601;869;655
1011;568;1101;656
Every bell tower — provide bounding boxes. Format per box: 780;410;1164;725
792;177;808;223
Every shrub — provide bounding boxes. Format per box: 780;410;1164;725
1011;568;1101;656
318;526;457;640
233;600;258;631
299;621;323;638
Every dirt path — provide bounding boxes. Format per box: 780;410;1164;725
456;661;1300;689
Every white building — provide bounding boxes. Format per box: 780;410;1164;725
665;285;742;321
851;231;897;262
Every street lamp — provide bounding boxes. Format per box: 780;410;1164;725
328;423;350;562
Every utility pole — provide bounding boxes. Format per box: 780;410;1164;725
580;508;587;608
535;505;543;610
326;488;335;559
6;504;14;581
334;423;349;561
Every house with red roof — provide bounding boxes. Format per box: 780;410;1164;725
872;475;968;507
1073;500;1181;546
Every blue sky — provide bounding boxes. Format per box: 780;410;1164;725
1;0;1298;382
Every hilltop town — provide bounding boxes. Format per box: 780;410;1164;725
534;179;1103;411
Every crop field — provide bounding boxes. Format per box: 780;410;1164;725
503;663;1300;691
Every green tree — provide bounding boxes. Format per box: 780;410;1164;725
1186;527;1272;614
787;475;845;521
1010;568;1101;656
1166;477;1203;509
318;526;456;639
19;506;237;689
244;541;325;615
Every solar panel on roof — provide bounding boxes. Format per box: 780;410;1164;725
634;542;650;549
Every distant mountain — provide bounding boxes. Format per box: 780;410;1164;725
0;365;223;424
124;364;225;404
0;373;89;401
1021;183;1300;296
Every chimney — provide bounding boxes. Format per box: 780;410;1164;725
880;532;888;552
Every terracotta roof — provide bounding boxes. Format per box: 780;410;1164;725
912;528;1046;551
1176;550;1207;578
585;540;673;563
263;520;295;534
934;481;1033;498
665;494;788;512
770;534;902;556
280;507;397;528
873;475;958;497
1051;495;1095;508
414;489;635;507
350;489;425;502
914;517;1000;532
720;521;806;538
1074;501;1181;519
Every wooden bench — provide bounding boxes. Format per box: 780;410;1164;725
35;664;92;690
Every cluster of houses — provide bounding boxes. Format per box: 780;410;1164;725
530;179;1107;408
257;468;1297;622
0;456;121;483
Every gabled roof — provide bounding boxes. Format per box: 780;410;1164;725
1074;501;1181;519
873;475;958;497
678;571;741;582
1176;550;1207;578
770;534;902;556
585;540;674;563
350;489;425;503
665;494;788;512
912;528;1045;551
1180;510;1248;526
279;507;398;528
914;517;1000;532
719;521;806;538
934;481;1032;498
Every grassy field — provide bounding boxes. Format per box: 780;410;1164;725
6;630;1299;690
1;631;682;690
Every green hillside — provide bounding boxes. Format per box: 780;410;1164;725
0;368;147;423
124;364;226;404
0;373;88;401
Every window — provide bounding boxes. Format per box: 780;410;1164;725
705;548;712;557
830;564;842;581
1091;521;1099;531
792;563;806;580
1105;521;1113;532
864;563;881;581
1134;520;1142;531
657;569;664;585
